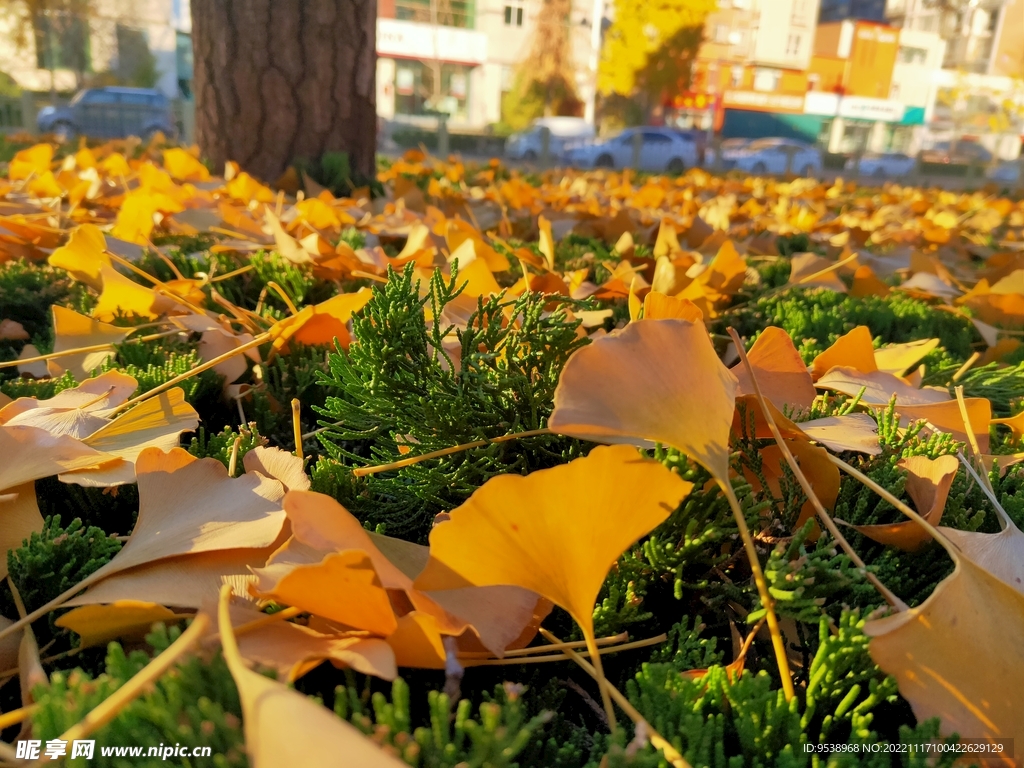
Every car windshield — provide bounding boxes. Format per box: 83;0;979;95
746;139;782;150
69;90;89;105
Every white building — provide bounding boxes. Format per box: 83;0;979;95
0;0;191;99
886;27;945;153
375;0;604;131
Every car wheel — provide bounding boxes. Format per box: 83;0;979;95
752;161;768;175
666;157;685;174
53;121;76;143
523;149;537;162
596;154;614;169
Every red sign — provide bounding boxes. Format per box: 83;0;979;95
671;92;711;110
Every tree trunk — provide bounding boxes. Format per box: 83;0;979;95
190;0;377;183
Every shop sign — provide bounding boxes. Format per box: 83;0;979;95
803;92;905;122
377;19;487;65
722;90;805;113
671;91;712;110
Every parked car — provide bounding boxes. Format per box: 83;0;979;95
37;87;175;142
564;127;700;172
705;138;751;167
987;160;1023;184
845;152;917;178
920;140;993;167
504;117;595;162
722;137;823;176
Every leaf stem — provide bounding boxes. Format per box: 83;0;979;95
110;332;270;414
31;613;210;765
727;327;907;611
719;479;796;701
538;628;693;768
0;329;185;370
350;429;553;476
826;454;957;557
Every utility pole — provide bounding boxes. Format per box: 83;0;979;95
584;0;602;124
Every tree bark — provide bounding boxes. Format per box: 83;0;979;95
190;0;377;183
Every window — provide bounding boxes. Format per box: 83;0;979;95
753;68;781;91
785;33;802;56
394;61;472;121
33;9;89;71
504;5;523;26
641;131;671;144
500;65;514;92
731;65;744;87
116;25;156;86
897;45;928;64
714;24;730;43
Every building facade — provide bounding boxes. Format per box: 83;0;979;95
683;0;821;136
885;0;1021;76
375;0;601;130
819;0;886;23
0;0;190;99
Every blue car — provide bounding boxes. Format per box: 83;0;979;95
37;87;175;142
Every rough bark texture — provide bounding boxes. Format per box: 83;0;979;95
191;0;377;182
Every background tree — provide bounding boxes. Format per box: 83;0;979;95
598;0;715;120
190;0;377;183
500;0;582;132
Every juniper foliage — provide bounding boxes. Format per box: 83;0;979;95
314;265;588;542
31;625;247;768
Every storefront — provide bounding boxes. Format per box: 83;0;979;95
376;18;487;127
803;92;911;153
719;90;825;143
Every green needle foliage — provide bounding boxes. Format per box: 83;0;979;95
314;264;589;542
7;515;122;616
31;625;247;768
725;288;977;362
338;678;551;768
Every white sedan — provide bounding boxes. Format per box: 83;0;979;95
721;138;823;176
564;127;700;173
846;152;917;178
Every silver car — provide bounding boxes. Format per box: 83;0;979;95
565;127;699;173
845;152;917;178
724;137;823;176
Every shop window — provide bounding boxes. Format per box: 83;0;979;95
504;4;524;26
897;45;928;64
753;68;781;92
33;9;90;71
394;61;471;121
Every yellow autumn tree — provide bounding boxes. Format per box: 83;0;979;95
599;0;716;112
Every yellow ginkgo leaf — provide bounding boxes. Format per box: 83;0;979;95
251;550;398;637
846;455;960;552
162;148;210;182
92;264;168;322
55;601;186;648
268;288;372;353
642;291;702;321
414;444;691;641
216;588;408;768
60;389;200;486
549;318;737;481
874;338;940;377
0;425;115;492
228;604;397;682
0;484;44;580
9;144;53;181
730;326;816;412
48;224;111;290
538;215;555;271
810;325;877;380
48;306;132;381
